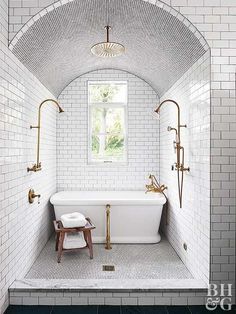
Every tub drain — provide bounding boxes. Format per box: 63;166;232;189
102;265;115;271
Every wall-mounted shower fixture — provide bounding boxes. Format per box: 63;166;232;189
145;174;167;194
28;189;41;204
155;99;190;208
27;99;64;172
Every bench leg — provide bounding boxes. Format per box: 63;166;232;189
55;232;59;251
86;230;93;259
57;232;65;263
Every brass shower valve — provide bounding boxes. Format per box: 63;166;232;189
28;189;41;204
27;162;42;172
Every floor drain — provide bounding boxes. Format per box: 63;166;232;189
102;265;115;271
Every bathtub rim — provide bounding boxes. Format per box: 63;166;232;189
50;190;167;206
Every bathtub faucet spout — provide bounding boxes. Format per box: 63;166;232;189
145;174;167;194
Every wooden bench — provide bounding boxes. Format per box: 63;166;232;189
53;217;95;263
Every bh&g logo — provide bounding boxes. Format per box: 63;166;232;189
206;283;232;311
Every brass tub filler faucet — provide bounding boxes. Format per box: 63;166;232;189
105;204;112;250
27;99;64;172
155;99;190;208
145;174;167;194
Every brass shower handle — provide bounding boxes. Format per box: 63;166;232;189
180;166;190;172
30;125;40;129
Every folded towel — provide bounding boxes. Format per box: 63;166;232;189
63;232;86;249
61;212;87;228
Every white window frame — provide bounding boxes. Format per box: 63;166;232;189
88;80;128;165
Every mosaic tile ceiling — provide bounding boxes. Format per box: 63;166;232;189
11;0;207;96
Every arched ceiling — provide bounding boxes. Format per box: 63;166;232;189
10;0;208;97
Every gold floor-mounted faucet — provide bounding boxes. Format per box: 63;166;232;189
155;99;190;208
27;99;64;172
105;204;112;250
145;174;167;194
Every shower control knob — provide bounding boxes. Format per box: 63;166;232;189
28;189;41;204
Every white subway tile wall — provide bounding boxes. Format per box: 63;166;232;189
57;69;160;191
10;290;208;306
160;52;211;283
0;1;57;312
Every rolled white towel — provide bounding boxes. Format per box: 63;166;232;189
61;212;87;228
63;232;86;249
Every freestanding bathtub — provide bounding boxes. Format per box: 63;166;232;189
50;191;166;243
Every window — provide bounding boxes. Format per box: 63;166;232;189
88;81;127;163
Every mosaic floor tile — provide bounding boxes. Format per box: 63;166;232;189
26;237;192;280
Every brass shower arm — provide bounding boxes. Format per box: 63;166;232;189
32;98;63;125
155;99;181;140
30;99;64;129
27;99;64;172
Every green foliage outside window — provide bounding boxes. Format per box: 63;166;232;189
89;82;126;162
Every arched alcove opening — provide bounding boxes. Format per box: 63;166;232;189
10;0;211;288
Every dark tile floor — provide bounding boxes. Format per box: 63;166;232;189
4;305;236;314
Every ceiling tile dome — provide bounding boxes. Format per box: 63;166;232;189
10;0;208;96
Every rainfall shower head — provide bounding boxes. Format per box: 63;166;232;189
91;26;125;58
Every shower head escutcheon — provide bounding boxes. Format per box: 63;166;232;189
27;99;64;172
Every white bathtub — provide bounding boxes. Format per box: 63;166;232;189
50;191;166;244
